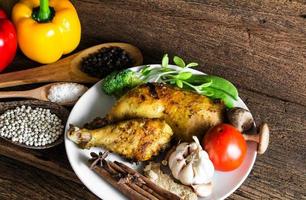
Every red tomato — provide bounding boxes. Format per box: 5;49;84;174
203;124;247;171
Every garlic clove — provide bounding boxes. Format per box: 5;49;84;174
179;161;195;185
176;142;189;152
171;158;186;179
189;142;198;152
199;149;209;159
193;157;215;184
191;182;213;197
192;136;202;147
168;150;176;169
168;148;184;169
169;143;189;168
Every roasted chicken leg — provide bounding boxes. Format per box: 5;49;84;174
105;83;224;141
67;118;173;161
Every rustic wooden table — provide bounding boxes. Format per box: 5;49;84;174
0;0;305;199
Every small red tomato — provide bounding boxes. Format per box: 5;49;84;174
203;124;247;171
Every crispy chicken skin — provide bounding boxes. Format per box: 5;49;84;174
67;118;173;161
106;83;224;141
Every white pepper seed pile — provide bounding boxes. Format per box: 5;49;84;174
0;106;64;147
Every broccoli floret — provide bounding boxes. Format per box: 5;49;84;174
101;69;143;96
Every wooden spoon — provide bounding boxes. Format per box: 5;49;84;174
0;42;143;88
0;82;87;106
0;100;69;149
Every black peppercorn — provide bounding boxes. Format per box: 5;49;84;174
80;47;134;78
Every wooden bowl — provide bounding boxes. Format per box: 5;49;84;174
0;100;69;149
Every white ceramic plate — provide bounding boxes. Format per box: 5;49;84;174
65;65;257;200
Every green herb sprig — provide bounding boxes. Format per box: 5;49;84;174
139;54;238;108
101;54;239;108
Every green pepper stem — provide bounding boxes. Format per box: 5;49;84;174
38;0;51;21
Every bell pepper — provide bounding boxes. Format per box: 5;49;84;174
12;0;81;64
0;9;17;72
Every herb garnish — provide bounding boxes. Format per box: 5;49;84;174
101;54;238;108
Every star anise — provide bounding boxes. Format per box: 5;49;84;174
89;151;109;169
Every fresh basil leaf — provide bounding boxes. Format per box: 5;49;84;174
173;56;186;68
176;71;193;80
186;62;199;68
162;54;169;68
176;79;183;88
185;74;239;100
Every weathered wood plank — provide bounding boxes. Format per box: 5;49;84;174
0;141;79;183
73;0;306;106
0;156;97;200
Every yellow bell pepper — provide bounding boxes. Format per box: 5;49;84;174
12;0;81;64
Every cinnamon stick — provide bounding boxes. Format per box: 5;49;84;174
92;166;148;200
139;184;166;200
107;162;158;200
109;162;161;200
127;182;159;200
89;151;181;200
114;161;181;200
91;159;166;199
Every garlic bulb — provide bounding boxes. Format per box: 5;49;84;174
168;136;214;186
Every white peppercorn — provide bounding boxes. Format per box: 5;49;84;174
0;106;63;147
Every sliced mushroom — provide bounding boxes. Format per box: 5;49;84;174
227;107;254;132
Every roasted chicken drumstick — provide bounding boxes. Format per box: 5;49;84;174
105;83;224;141
67;118;173;161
